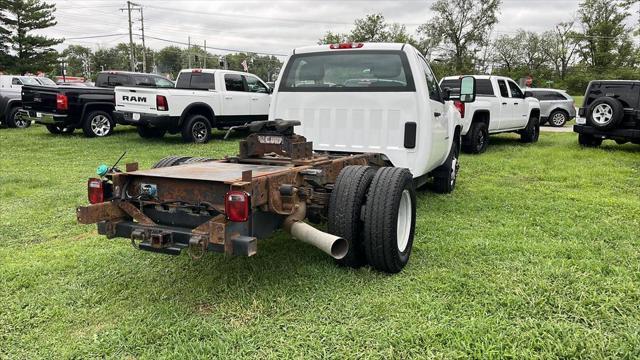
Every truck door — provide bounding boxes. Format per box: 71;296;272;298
222;73;251;117
496;79;511;129
417;55;447;162
507;80;529;128
243;75;270;119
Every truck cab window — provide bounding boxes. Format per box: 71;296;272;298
154;77;175;88
190;73;215;90
245;76;268;93
225;74;245;92
12;78;22;85
417;55;441;102
508;81;524;98
497;80;509;98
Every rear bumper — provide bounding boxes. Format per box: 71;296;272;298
113;110;179;129
21;110;69;125
573;124;640;140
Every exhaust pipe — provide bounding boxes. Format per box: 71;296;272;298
289;221;348;260
284;202;348;260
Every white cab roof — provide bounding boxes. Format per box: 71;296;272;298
292;42;408;54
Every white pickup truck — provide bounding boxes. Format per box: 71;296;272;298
113;69;271;143
440;75;541;153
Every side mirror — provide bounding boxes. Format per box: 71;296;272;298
459;76;476;103
441;87;452;101
524;91;533;98
267;86;274;94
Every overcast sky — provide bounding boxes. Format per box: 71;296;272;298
45;0;639;58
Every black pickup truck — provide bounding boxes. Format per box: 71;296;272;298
21;71;174;137
574;80;640;147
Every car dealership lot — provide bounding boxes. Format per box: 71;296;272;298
1;126;638;358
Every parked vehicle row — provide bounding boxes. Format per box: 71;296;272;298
0;75;47;128
440;75;541;154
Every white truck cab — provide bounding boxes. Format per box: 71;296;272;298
440;75;541;154
0;75;41;128
114;69;271;143
269;42;473;188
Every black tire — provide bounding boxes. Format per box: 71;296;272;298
328;165;376;268
181;114;212;143
432;135;460;194
181;156;214;164
46;124;74;134
548;110;568;127
462;122;489;154
578;133;603;147
137;126;166;139
363;167;416;273
587;97;624;130
6;107;30;128
520;115;540;143
152;155;191;168
82;110;114;137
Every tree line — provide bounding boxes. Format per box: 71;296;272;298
2;0;639;93
320;0;640;94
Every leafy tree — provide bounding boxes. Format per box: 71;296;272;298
1;0;62;74
318;31;349;45
350;13;389;42
156;45;184;76
0;1;11;70
418;0;502;73
492;33;523;72
577;0;632;69
541;22;581;80
61;45;91;77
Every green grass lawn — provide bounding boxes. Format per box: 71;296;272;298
1;125;639;359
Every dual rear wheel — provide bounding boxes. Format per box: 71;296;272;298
328;166;416;273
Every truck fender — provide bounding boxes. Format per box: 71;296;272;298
6;98;22;111
179;102;215;127
81;102;115;120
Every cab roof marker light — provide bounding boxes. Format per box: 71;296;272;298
329;43;364;49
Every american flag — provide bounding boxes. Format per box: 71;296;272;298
241;59;249;72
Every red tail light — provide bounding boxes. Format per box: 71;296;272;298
88;178;105;204
56;93;68;111
329;43;364;49
192;69;203;73
454;100;465;118
225;191;250;222
156;95;168;111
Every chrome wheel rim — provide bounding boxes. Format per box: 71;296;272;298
192;121;208;141
592;104;613;125
396;190;412;253
14;112;28;128
552;113;566;126
90;115;111;136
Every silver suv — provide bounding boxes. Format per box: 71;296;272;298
527;88;576;127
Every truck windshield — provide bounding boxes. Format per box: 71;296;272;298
280;51;414;92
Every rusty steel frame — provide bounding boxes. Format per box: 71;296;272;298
76;127;386;257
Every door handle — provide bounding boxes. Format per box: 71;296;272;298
502;102;507;105
434;112;441;117
251;97;259;101
224;96;233;100
513;102;519;105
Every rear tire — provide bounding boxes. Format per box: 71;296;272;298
548;110;568;127
520;115;540;143
152;156;192;168
363;167;416;273
82;110;114;137
181;114;212;143
137;126;166;139
328;165;376;268
578;133;603;147
433;135;460;194
6;107;30;128
462;122;488;154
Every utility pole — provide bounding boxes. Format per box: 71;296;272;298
203;40;207;68
187;36;192;68
139;5;146;72
121;1;136;72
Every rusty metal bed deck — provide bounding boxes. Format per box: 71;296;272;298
126;161;293;184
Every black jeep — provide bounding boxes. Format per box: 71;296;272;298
574;80;640;147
